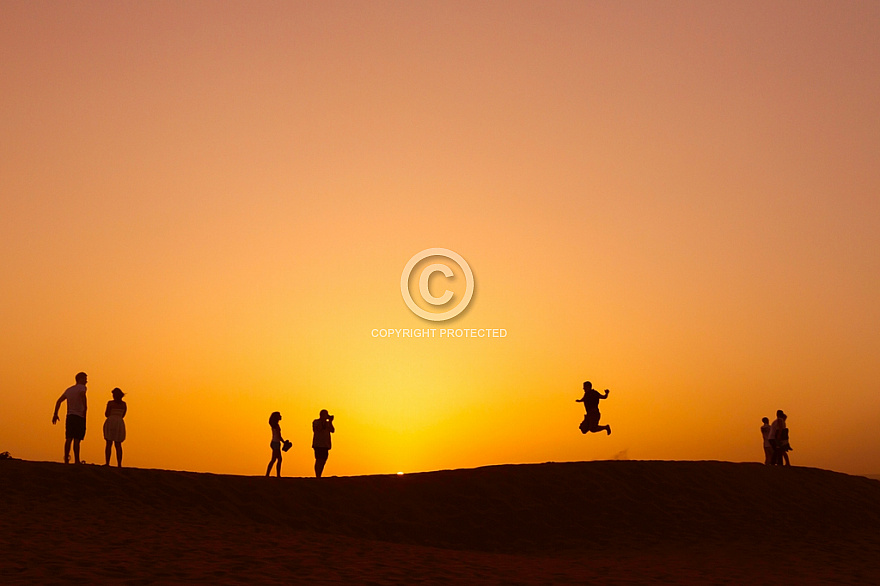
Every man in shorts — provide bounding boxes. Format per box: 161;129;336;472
312;409;335;478
52;372;88;464
576;381;611;435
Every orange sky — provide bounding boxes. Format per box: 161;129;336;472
2;2;879;477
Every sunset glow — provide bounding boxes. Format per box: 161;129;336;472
2;2;878;477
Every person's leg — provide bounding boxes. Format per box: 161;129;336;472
115;441;123;467
105;440;112;466
72;439;81;464
782;451;790;466
64;438;72;464
764;447;773;465
586;411;610;435
315;458;326;478
266;445;282;476
275;453;282;477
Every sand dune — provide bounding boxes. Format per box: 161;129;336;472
3;459;880;584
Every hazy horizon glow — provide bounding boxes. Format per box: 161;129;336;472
2;2;878;477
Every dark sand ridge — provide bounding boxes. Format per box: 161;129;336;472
3;459;880;584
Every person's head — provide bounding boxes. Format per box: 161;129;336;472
75;372;88;385
269;411;282;427
320;409;329;419
111;388;124;401
762;417;769;424
781;412;787;420
777;409;785;418
583;381;592;392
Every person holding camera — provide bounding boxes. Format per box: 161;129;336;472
312;409;335;478
266;411;289;477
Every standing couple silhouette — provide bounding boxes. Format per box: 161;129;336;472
52;372;128;467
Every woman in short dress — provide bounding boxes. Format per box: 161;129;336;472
266;411;286;477
103;388;127;467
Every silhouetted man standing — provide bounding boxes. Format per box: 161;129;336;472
312;409;335;478
768;409;788;466
576;381;611;435
761;417;773;465
52;372;88;464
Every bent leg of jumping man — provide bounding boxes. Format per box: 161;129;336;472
585;411;610;435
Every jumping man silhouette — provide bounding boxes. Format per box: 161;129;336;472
576;381;611;436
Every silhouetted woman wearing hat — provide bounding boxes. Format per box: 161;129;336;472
103;388;127;467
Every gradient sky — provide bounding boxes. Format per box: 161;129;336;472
2;1;878;477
